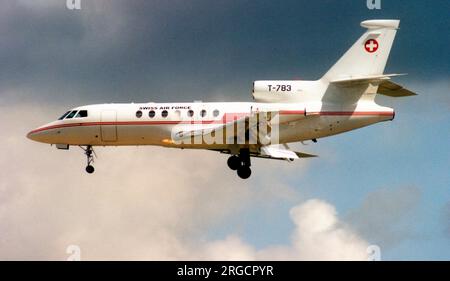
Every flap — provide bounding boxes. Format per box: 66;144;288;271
261;144;317;160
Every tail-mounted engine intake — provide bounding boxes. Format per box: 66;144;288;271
252;80;301;103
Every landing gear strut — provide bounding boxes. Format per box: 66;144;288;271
80;145;95;174
227;149;252;179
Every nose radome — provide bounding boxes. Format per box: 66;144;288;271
26;123;54;143
27;128;43;142
26;130;34;140
27;120;62;143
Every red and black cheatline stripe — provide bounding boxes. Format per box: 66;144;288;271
28;110;392;135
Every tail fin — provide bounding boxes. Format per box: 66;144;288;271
322;20;400;82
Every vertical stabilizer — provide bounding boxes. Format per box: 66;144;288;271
322;20;399;82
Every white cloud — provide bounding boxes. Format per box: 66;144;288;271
0;101;370;260
256;200;369;261
190;199;370;261
199;235;256;261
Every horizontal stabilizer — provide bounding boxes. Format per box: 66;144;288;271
330;73;406;85
377;80;417;97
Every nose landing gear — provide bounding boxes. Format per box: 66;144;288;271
227;149;252;179
85;164;95;174
80;145;96;174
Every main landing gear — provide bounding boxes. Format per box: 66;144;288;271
227;149;252;179
80;145;96;174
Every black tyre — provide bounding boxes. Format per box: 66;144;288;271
85;165;95;174
237;166;251;179
227;155;241;170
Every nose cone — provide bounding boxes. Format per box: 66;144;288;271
26;122;57;144
27;127;46;143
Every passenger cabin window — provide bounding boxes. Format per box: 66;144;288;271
213;109;220;117
136;110;143;118
149;110;155;118
75;110;88;118
200;109;207;117
187;109;194;117
58;111;71;120
65;110;78;119
161;110;168;118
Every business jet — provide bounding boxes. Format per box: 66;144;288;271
27;19;415;179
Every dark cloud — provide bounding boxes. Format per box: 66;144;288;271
444;202;450;239
346;186;421;249
1;0;448;105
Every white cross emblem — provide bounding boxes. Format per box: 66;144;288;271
365;39;379;53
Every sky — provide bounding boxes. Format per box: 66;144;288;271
0;0;449;260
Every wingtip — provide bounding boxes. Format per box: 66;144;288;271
295;152;318;158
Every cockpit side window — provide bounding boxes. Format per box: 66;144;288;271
65;110;78;119
75;110;88;118
58;111;71;120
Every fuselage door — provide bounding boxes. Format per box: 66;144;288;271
100;110;117;142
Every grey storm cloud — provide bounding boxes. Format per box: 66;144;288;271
345;186;422;249
1;0;269;103
2;0;448;105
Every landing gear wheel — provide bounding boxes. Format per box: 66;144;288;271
237;166;251;179
80;145;96;174
227;155;241;170
85;165;95;174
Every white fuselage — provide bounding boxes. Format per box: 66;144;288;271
27;101;394;149
25;19;410;178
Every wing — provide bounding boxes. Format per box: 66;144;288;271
260;144;317;160
174;112;317;161
213;144;317;161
